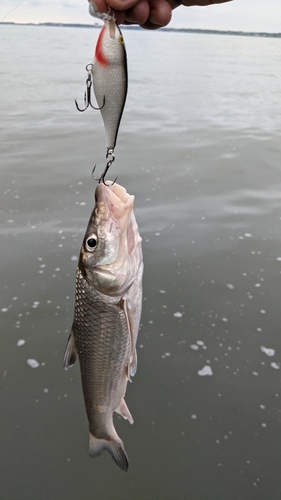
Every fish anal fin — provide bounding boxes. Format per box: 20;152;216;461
63;330;77;370
130;348;137;377
89;433;129;472
115;398;134;425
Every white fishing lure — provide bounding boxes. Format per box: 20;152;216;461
89;2;128;153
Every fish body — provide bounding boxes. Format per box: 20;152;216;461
90;8;127;152
64;182;143;471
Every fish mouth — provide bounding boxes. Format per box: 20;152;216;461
95;182;134;225
90;182;137;295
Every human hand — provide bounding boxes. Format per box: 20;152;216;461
91;0;173;29
181;0;232;5
91;0;232;30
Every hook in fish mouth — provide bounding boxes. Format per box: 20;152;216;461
92;150;117;185
92;166;118;186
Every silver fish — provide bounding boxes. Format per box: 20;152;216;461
89;2;128;152
63;181;143;472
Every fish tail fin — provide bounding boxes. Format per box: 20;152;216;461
89;433;129;472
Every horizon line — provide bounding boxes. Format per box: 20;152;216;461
1;21;280;38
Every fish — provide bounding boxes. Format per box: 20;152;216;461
63;181;143;472
89;1;128;152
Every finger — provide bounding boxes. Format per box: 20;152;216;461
107;0;138;10
141;0;172;29
112;9;127;23
182;0;232;5
124;0;150;24
89;0;137;15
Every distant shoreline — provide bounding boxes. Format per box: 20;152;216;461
1;21;280;38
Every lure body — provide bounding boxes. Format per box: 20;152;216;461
91;18;127;151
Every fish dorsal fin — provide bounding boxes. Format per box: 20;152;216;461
115;398;134;424
63;330;78;370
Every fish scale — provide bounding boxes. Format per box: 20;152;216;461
74;269;131;413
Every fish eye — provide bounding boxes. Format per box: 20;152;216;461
85;235;97;252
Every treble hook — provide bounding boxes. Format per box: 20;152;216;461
75;64;105;112
92;149;117;185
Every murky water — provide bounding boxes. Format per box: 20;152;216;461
1;24;281;499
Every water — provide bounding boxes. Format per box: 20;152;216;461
1;24;281;499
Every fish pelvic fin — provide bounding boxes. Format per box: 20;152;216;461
89;433;129;472
115;398;134;424
63;330;78;370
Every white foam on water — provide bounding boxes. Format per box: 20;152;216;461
190;345;199;350
173;312;183;318
270;362;280;370
17;340;25;347
226;284;235;290
27;359;40;369
162;352;171;359
260;346;275;357
198;365;213;377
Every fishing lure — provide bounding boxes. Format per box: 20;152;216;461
76;2;128;183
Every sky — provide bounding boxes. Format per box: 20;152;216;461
0;0;281;32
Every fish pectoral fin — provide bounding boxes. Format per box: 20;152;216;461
63;330;78;370
115;398;134;425
120;297;137;375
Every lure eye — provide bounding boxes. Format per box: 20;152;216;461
85;235;97;252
